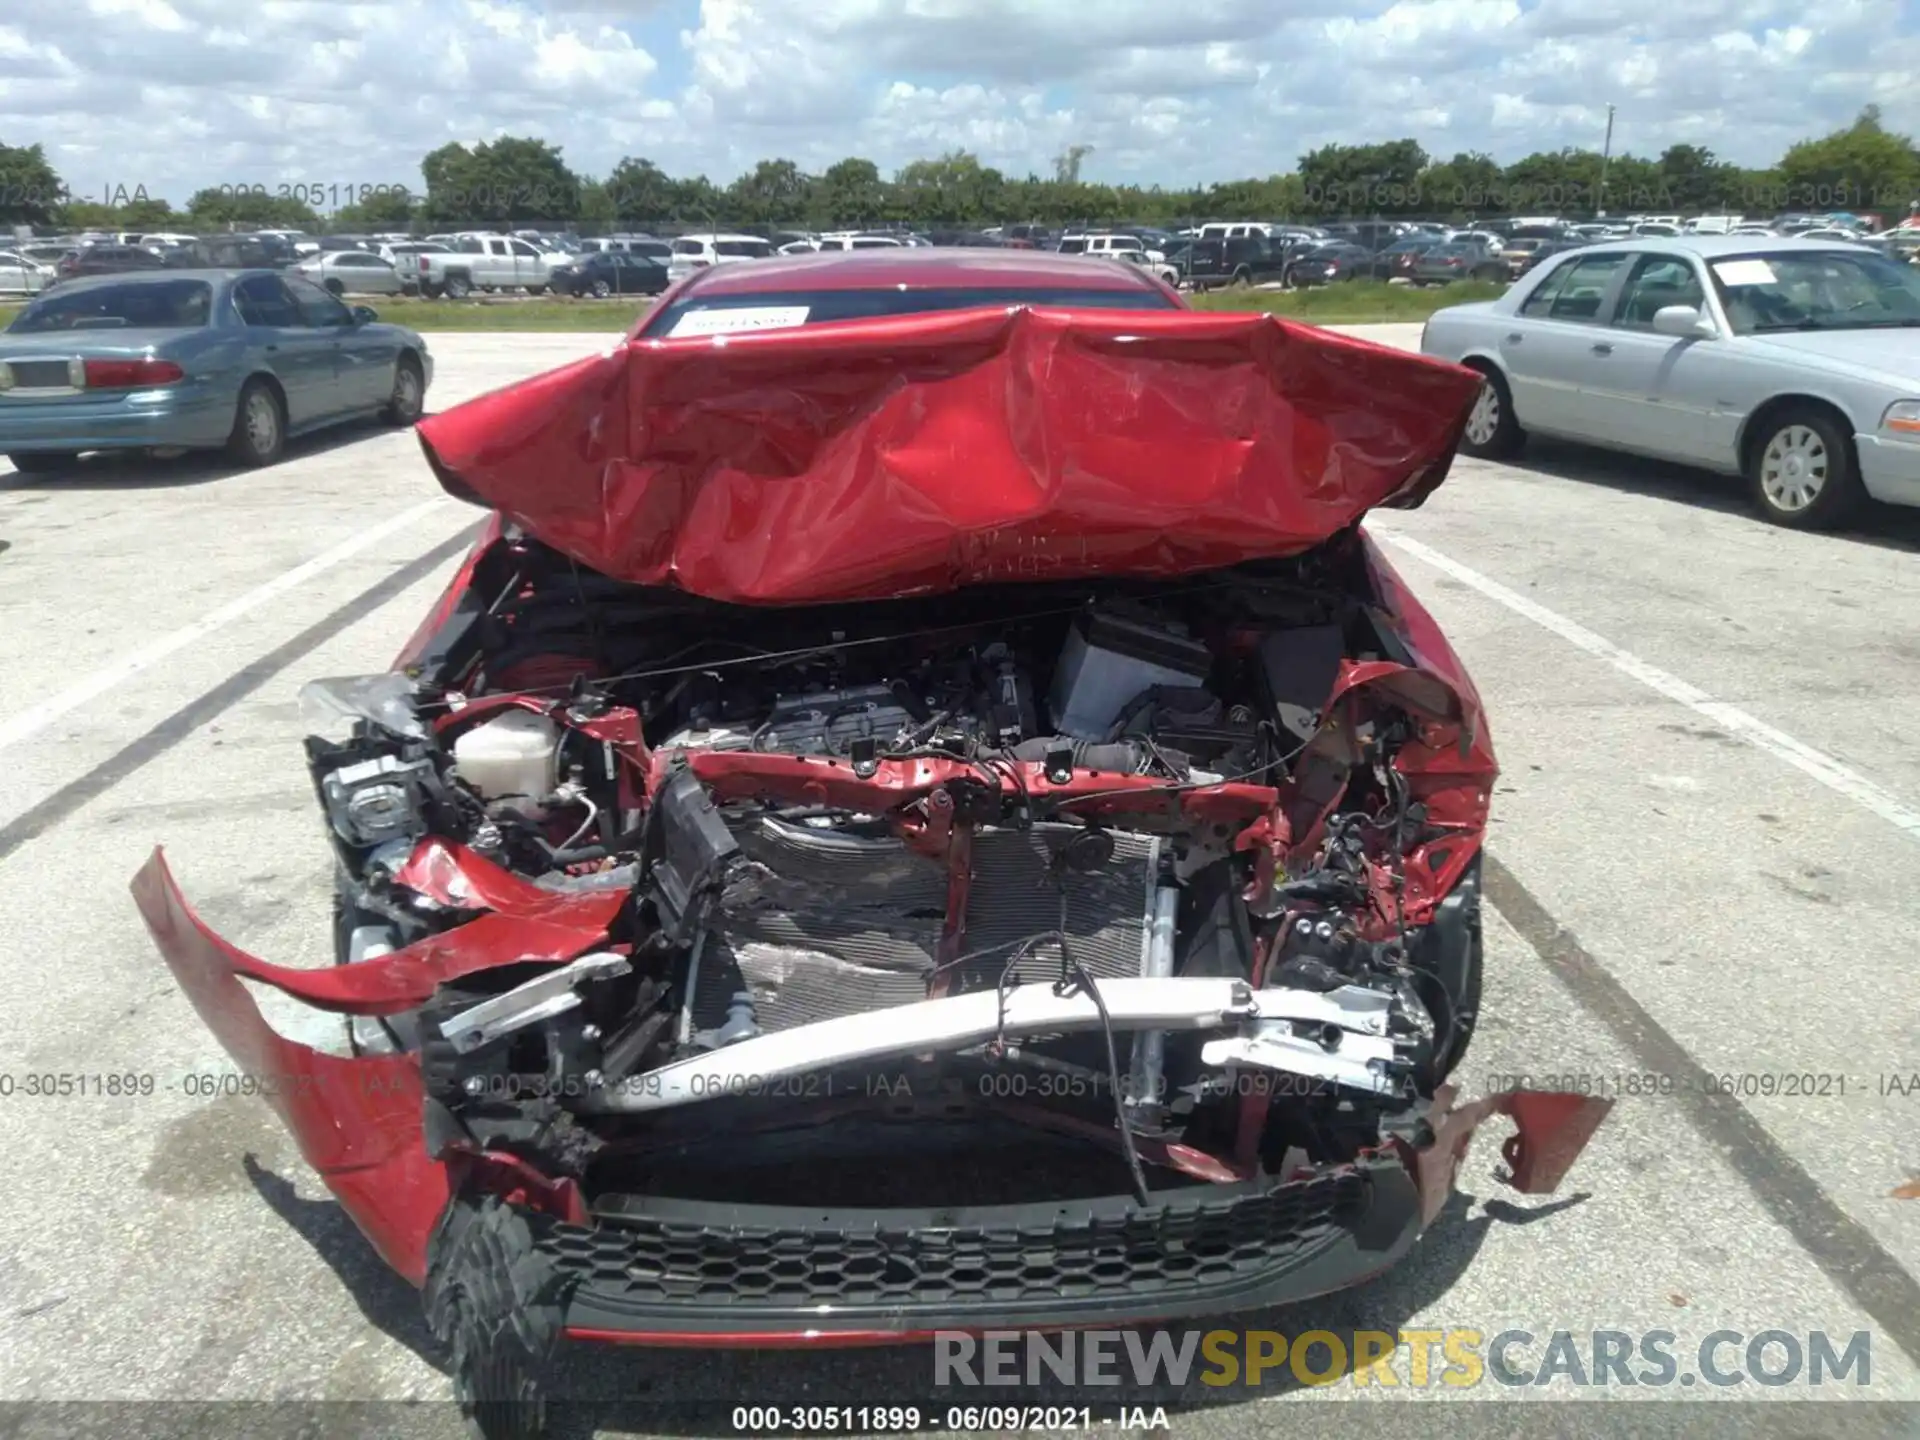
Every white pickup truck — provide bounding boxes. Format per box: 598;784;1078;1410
413;234;569;298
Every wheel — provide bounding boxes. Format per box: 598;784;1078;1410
425;1196;568;1440
225;380;285;466
1747;406;1862;529
1459;366;1524;460
422;281;445;300
443;274;472;300
383;353;425;425
324;278;345;297
1230;268;1252;289
7;452;79;474
589;278;611;299
523;282;546;297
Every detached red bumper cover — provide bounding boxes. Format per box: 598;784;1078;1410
413;306;1482;604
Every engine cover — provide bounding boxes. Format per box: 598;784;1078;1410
755;684;917;756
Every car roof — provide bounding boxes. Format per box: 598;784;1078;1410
679;246;1169;296
1582;235;1874;259
26;268;273;294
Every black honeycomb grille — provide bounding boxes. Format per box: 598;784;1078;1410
536;1171;1368;1310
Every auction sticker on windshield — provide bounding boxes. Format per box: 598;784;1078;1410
1713;259;1778;286
668;306;810;337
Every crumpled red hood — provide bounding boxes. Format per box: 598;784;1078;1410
416;306;1482;604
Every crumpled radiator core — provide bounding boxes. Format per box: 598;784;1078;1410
689;815;1163;1035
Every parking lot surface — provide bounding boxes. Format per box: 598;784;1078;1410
3;325;1918;1437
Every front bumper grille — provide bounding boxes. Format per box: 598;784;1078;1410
542;1158;1421;1335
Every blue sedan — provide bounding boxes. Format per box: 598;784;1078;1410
0;269;433;473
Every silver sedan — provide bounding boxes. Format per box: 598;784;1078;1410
292;250;407;297
1420;235;1920;528
0;249;55;295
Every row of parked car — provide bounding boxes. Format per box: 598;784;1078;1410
14;211;1913;307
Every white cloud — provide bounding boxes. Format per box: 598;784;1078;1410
1;0;1916;208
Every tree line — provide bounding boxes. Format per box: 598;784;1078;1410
3;108;1915;235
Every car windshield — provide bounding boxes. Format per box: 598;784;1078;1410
10;279;214;332
1710;250;1920;332
645;284;1177;337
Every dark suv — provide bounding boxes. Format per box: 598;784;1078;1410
1318;221;1406;252
1176;234;1292;290
52;244;167;285
187;235;300;269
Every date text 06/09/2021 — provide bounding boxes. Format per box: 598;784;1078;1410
729;1407;1171;1433
1482;1070;1920;1099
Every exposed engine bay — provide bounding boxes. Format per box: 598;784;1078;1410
300;525;1492;1210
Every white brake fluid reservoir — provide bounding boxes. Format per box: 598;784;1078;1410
452;709;561;806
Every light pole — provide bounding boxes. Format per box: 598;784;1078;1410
1597;103;1616;218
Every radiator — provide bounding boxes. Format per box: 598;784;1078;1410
690;815;1163;1035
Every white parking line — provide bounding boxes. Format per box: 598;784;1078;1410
1377;530;1920;844
0;497;451;753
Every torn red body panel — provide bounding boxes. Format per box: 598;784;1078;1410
130;849;449;1285
176;838;626;1016
414;307;1481;604
1412;1084;1617;1224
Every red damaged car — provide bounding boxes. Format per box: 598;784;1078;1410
133;249;1608;1436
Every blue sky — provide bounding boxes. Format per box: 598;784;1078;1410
3;0;1915;204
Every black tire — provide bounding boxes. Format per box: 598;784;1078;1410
1230;267;1252;289
422;281;445;300
1745;405;1863;530
1459;365;1524;460
589;278;611;299
523;282;547;297
225;379;285;467
443;274;472;300
425;1197;569;1440
7;452;80;474
384;353;426;425
324;278;345;297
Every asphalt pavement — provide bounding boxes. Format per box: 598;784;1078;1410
2;324;1918;1439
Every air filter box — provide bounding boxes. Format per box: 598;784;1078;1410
1048;609;1213;740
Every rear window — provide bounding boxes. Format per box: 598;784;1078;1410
643;284;1178;338
10;279;214;332
715;240;775;258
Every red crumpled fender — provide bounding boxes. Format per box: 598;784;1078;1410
414;307;1481;604
130;849;449;1284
